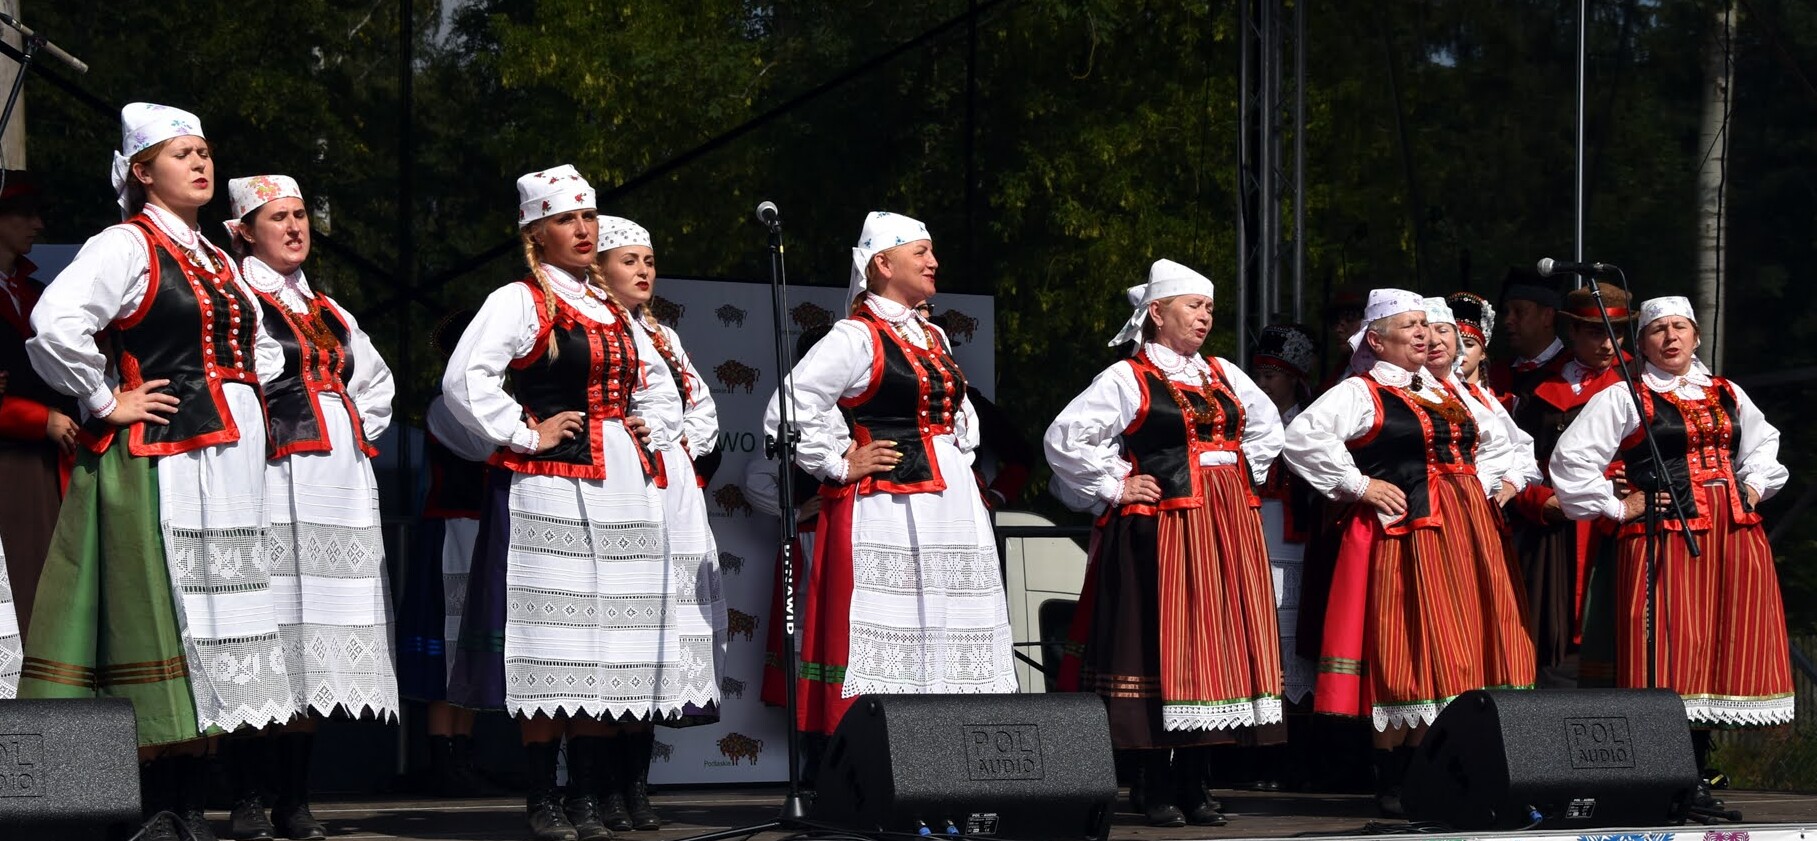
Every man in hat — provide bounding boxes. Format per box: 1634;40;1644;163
0;169;75;653
1489;268;1565;413
1507;281;1635;687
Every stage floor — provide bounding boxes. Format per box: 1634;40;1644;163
269;787;1817;841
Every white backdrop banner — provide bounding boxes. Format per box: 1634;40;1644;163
643;278;995;784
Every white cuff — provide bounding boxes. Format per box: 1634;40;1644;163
826;455;850;485
508;426;540;455
1602;497;1627;523
1744;479;1767;505
1338;472;1371;502
86;386;118;420
1096;474;1126;506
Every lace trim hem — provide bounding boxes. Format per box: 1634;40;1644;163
1162;696;1285;731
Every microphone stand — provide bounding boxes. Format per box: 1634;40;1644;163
676;212;810;841
1589;269;1699;697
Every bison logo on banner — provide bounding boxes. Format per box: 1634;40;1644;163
727;608;757;641
718;551;745;574
720;675;747;699
714;360;760;393
933;308;979;346
653;740;675;762
715;304;747;327
647;295;685;327
790;301;834;331
713;483;753;516
717;732;765;765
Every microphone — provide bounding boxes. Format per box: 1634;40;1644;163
0;12;88;74
1536;257;1617;278
755;200;780;228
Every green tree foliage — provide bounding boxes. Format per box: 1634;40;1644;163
16;0;1817;623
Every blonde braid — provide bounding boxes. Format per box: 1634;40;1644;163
520;229;561;361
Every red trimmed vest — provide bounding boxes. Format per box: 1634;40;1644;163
489;279;661;483
255;289;377;459
1615;378;1759;536
838;309;967;495
1346;373;1480;535
1115;353;1254;516
111;215;259;457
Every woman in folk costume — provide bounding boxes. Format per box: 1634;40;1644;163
442;165;688;841
0;172;75;680
591;214;727;831
1245;323;1320;790
1550;296;1792;779
23;103;296;841
1249;324;1318;713
397;307;502;797
1282;288;1533;818
763;211;1017;735
222;174;397;841
1045;260;1284;828
1418;296;1541;507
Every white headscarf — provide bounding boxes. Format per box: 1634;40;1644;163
848;211;931;304
1347;288;1425;373
1639;295;1696;328
598;215;652;251
113;102;205;219
222;174;304;240
1107;259;1215;347
516;164;596;228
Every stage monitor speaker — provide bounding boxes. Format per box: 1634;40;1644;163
1403;688;1698;830
0;698;142;839
813;693;1117;840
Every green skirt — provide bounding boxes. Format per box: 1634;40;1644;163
18;440;206;746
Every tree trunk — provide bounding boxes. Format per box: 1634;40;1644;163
1696;1;1737;372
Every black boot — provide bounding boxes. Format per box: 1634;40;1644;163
1372;748;1406;818
525;740;580;841
139;757;184;841
229;737;277;840
270;733;326;841
621;730;662;830
595;735;633;832
1141;750;1184;827
172;754;222;841
454;734;507;796
563;737;614;841
1175;748;1227;827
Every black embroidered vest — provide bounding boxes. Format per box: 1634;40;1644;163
1616;379;1757;535
113;215;259;457
490;279;659;482
1116;353;1252;513
839;309;968;495
256;290;375;459
1346;374;1479;534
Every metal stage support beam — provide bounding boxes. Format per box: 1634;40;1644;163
1236;0;1307;355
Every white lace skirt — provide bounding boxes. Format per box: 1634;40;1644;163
158;382;297;733
841;435;1017;698
440;517;479;684
656;446;726;713
502;422;707;720
264;392;398;720
0;540;19;698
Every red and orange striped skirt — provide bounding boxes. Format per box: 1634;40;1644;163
1613;482;1792;727
1315;472;1534;730
1058;464;1283;749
